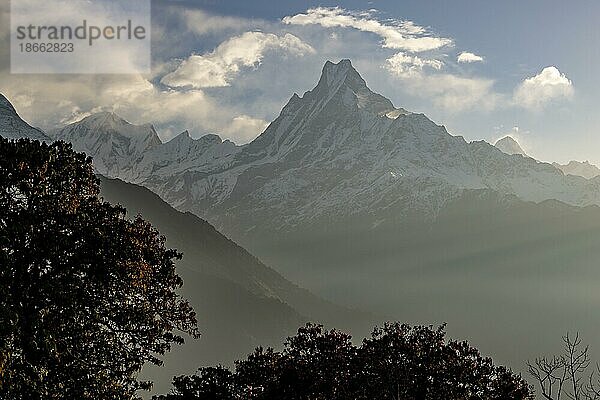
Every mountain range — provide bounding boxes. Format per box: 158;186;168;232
48;60;600;241
0;88;375;395
6;59;600;389
553;160;600;179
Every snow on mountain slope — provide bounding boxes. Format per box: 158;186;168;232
6;60;600;238
49;112;162;178
553;160;600;179
494;136;527;156
0;94;50;141
145;59;598;234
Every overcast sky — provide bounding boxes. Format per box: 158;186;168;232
1;0;598;164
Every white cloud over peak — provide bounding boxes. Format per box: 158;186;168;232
513;66;574;110
161;31;314;88
457;51;484;63
0;1;578;152
411;74;499;112
0;72;268;145
385;53;497;112
283;7;452;53
385;52;443;77
222;115;269;143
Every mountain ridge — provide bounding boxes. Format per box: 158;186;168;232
0;93;50;141
9;60;600;238
553;160;600;179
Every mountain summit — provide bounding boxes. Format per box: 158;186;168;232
494;136;527;156
49;112;162;177
314;59;406;117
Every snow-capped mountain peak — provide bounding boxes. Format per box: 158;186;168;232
494;136;527;156
313;59;404;116
49;111;162;177
246;59;412;159
73;112;161;143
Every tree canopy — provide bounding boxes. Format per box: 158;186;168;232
0;138;198;399
157;322;532;400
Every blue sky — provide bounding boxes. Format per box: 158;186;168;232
1;0;598;164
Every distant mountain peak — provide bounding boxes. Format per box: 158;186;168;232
49;110;162;178
79;111;157;136
494;136;527;156
553;160;600;179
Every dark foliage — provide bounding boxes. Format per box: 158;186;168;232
0;139;198;399
157;322;532;400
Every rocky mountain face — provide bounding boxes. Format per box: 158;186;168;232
36;60;600;241
494;136;527;156
553;160;600;179
0;94;50;141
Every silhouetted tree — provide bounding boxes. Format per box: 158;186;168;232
154;366;236;400
0;139;198;399
528;333;600;400
357;322;532;399
157;323;532;400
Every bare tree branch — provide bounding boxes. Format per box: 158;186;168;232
530;333;599;400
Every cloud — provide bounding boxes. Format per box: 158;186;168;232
283;7;452;53
161;31;314;88
386;52;443;77
457;51;483;63
281;7;500;114
9;0;151;74
414;74;499;112
389;72;499;112
181;9;261;36
0;2;574;152
222;115;269;143
0;72;268;144
513;66;574;110
0;9;302;145
494;125;522;141
385;54;497;112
